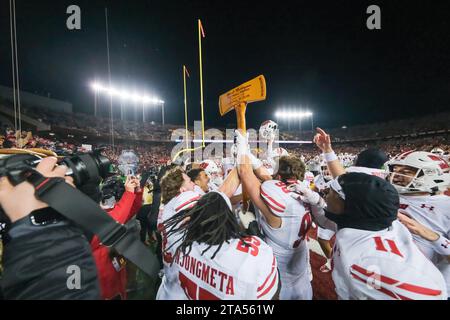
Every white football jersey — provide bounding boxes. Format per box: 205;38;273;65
398;194;450;293
260;180;313;286
318;226;335;241
398;194;450;262
332;220;447;300
161;236;279;300
157;190;202;300
262;159;275;175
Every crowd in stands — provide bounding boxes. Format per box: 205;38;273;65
2;99;449;145
1;100;449;173
1;126;448;177
280;111;450;142
285;133;450;162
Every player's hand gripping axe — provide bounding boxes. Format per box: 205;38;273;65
219;75;267;211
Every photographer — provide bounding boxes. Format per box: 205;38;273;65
0;157;100;299
90;175;143;300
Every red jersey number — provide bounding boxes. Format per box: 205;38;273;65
293;212;313;248
236;237;261;256
179;272;220;300
275;181;290;194
373;236;404;257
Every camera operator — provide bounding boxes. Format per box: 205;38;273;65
0;157;100;299
90;175;143;300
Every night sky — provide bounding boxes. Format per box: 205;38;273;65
0;0;449;130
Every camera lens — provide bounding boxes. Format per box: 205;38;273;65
62;151;111;187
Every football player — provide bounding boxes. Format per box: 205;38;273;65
299;172;448;300
387;151;450;293
156;167;201;299
236;129;314;300
313;128;448;300
160;189;279;299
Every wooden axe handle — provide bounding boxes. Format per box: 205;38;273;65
236;102;247;133
235;102;250;212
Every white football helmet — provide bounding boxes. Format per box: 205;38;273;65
387;151;450;194
272;147;289;158
303;171;315;187
319;161;332;181
307;159;321;173
259;120;278;141
431;148;445;157
200;159;224;188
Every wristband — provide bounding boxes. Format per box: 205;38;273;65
432;234;450;256
323;151;337;162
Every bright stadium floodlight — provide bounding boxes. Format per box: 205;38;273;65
90;80;165;123
107;87;120;97
91;82;103;92
275;109;313;119
90;81;163;105
274;108;314;131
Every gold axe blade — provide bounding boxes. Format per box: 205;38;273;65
219;75;266;132
219;75;267;212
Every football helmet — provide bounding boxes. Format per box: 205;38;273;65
259;120;278;141
271;147;289;158
319;161;332;181
303;171;315;188
431;148;445;157
200;159;224;188
387;151;449;194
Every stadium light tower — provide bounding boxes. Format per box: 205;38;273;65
275;109;314;131
90;81;164;124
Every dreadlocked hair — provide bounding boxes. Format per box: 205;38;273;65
163;192;249;261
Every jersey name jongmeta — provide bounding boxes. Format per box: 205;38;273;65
175;254;235;295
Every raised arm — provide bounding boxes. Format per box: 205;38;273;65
314;127;345;178
218;167;240;199
236;130;281;228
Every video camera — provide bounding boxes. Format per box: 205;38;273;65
100;176;125;203
0;149;112;232
0;149;160;279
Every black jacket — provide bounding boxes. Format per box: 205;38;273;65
1;208;100;300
